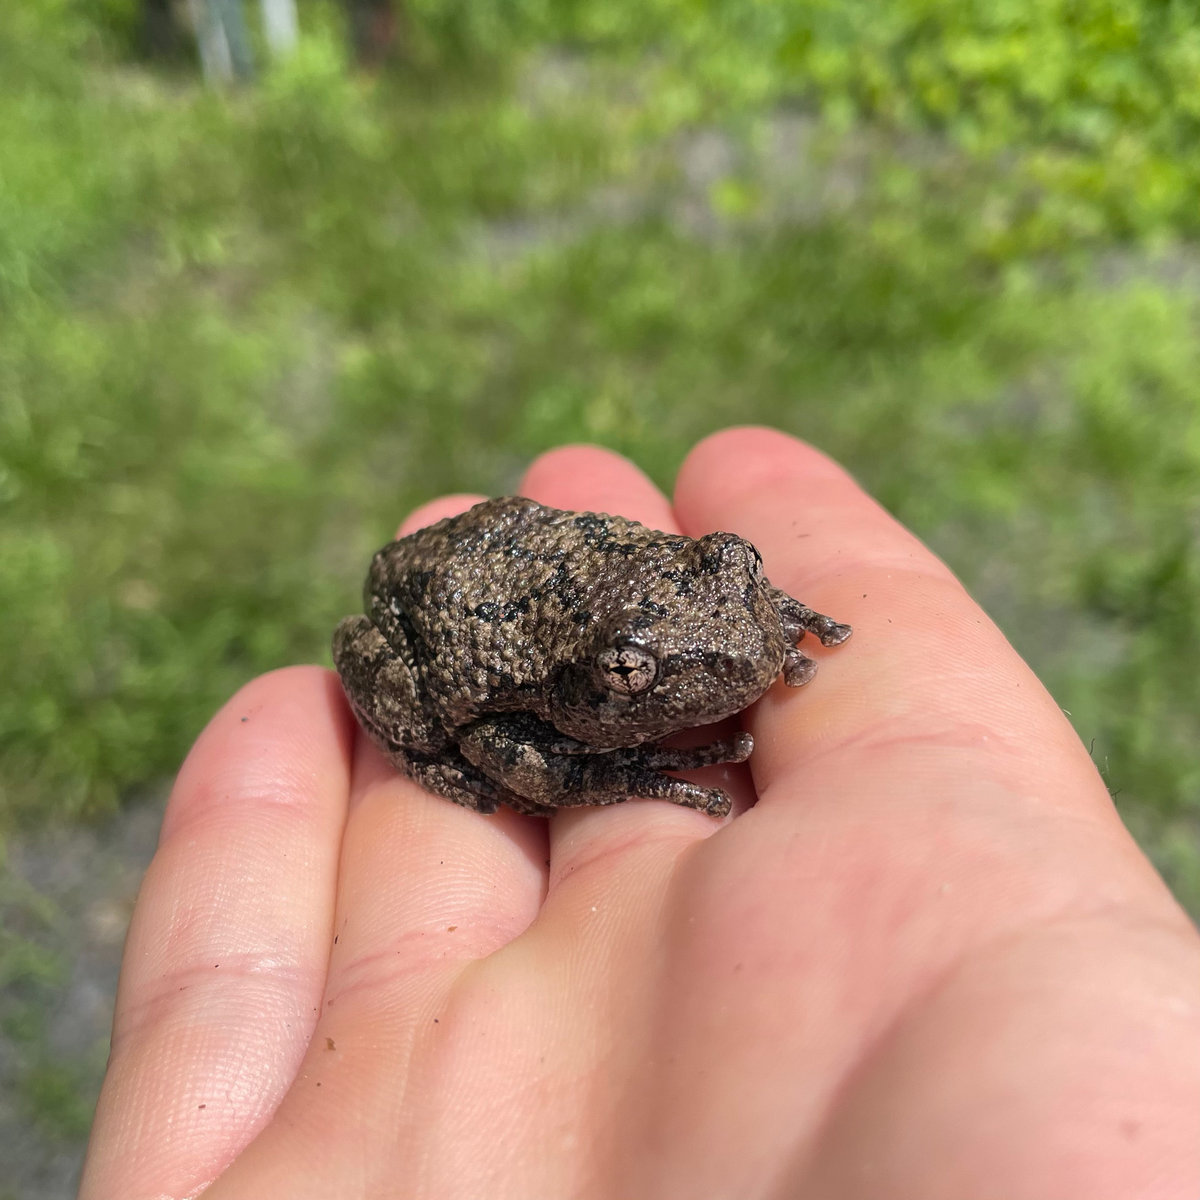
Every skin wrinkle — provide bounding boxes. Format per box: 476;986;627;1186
325;927;525;1004
82;668;354;1200
348;744;553;877
151;806;334;903
330;851;545;960
548;819;717;893
101;1011;310;1199
375;959;592;1199
112;960;323;1050
773;552;960;597
335;835;539;913
118;851;326;990
161;669;354;840
253;988;439;1190
161;768;339;841
766;708;1025;769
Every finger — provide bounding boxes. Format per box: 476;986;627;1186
672;427;1177;908
516;445;756;892
396;493;488;538
675;429;1098;798
325;737;549;998
213;496;554;1187
608;428;1187;1185
79;667;355;1200
327;486;549;988
208;750;551;1188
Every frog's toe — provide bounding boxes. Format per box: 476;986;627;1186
642;733;753;770
676;783;733;819
817;620;853;647
632;772;732;819
783;648;818;687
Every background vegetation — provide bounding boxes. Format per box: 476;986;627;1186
1;0;1198;1183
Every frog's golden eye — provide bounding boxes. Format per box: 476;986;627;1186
595;642;659;695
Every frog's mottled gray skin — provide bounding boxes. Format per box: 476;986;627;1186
333;497;850;818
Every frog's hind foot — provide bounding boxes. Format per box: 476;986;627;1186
403;756;509;814
782;647;818;687
630;771;732;819
641;732;753;771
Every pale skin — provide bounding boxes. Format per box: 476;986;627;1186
80;428;1200;1200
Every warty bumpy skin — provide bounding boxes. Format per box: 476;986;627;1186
333;497;850;818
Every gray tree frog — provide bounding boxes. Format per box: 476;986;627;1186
332;497;850;818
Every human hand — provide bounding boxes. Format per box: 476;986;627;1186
80;428;1200;1200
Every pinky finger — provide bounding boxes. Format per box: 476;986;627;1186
78;667;354;1200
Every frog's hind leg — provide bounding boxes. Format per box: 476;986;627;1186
333;617;543;815
457;714;734;818
403;756;508;815
333;615;446;756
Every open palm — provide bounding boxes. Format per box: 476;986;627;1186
81;429;1200;1200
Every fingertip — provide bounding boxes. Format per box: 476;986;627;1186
675;426;857;521
398;494;488;538
673;424;942;596
519;443;676;529
165;665;354;841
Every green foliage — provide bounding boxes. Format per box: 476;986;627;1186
0;867;102;1142
77;0;143;49
18;1058;96;1141
403;0;1200;241
0;2;1197;917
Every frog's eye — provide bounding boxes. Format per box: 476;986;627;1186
595;641;659;695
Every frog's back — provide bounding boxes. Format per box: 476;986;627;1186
366;497;683;725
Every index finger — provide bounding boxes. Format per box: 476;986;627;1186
673;427;1127;832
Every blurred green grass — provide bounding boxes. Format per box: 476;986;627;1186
1;0;1197;936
